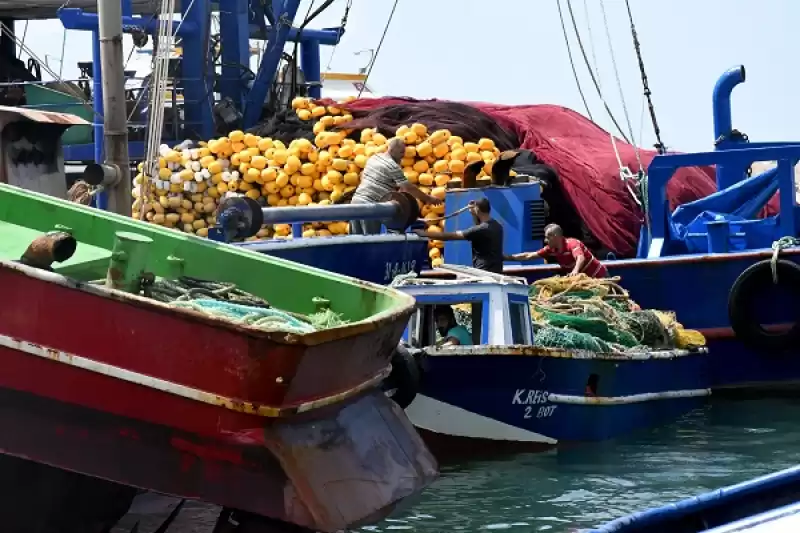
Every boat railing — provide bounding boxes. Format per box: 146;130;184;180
644;144;800;259
642;65;800;259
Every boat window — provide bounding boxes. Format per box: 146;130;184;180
509;301;529;345
426;302;483;347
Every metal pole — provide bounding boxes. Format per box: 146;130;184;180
97;0;131;215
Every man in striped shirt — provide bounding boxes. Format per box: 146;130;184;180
350;138;441;235
505;223;608;278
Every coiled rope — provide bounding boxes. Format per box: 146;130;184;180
771;236;800;283
141;276;347;333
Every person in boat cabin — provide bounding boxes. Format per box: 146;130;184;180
413;197;504;274
505;223;609;278
434;306;473;346
349;137;441;235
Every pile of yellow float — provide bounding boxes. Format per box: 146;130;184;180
132;96;504;266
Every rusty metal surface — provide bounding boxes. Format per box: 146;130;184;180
0;105;91;126
0;259;414;348
0;331;393;418
426;344;708;361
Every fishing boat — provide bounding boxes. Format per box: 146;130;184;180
588;465;800;533
0;109;437;532
9;3;789;395
388;265;709;457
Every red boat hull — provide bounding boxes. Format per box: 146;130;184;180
0;262;437;532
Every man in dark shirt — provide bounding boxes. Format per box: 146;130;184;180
413;197;504;273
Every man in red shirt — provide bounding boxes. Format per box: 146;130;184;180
505;223;608;278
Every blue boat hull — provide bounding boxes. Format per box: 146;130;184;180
235;234;428;285
497;248;800;391
589;464;800;533
408;347;709;454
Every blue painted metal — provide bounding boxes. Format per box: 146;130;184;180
219;0;251;108
399;283;709;451
587;465;800;533
301;40;322;99
58;8;196;36
235;236;428;285
250;25;342;45
443;184;544;267
705;220;730;253
243;0;302;128
179;0;214;140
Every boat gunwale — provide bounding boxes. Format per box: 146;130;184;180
0;259;413;347
0;331;392;417
424;344;708;361
419;246;800;278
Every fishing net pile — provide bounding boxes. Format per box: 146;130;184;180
135;93;778;262
341;97;780;258
138;275;347;334
529;274;705;353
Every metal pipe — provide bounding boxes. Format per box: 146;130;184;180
59;8;196;36
250;25;342;45
712;65;746;143
260;201;399;225
91;31;106;210
97;0;131;215
243;0;301;128
300;39;321;99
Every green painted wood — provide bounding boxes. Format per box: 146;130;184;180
0;184;413;321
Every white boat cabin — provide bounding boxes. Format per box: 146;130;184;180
396;265;534;348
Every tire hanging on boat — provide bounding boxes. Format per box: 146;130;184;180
728;258;800;353
384;343;421;409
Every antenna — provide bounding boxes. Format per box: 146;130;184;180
354;48;375;75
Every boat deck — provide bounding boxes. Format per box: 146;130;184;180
705;500;800;532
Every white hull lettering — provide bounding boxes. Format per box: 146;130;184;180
515;389;557;419
384;260;417;281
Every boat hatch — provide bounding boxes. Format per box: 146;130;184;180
397;265;533;347
0;105;88;199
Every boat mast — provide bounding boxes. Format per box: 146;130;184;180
96;0;131;215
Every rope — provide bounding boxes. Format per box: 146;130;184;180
17;20;27;59
564;0;630;144
140;0;177;220
357;0;399;99
770;236;800;283
623;0;666;154
323;0;353;73
556;0;593;121
419;204;472;224
58;28;67;79
599;0;641;172
142;276;347;333
0;20;100;118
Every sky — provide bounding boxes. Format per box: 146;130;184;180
17;0;800;153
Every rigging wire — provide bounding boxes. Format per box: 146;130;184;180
324;0;353;73
581;0;600;84
599;0;641;171
556;0;593;122
623;0;665;154
17;20;27;58
564;0;630;143
0;20;99;117
357;0;400;99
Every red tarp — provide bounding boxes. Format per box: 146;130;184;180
342;98;778;257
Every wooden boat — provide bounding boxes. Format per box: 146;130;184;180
390;266;709;458
0;181;437;532
588;465;800;533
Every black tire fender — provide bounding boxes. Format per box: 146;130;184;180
728;258;800;353
384;343;422;409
